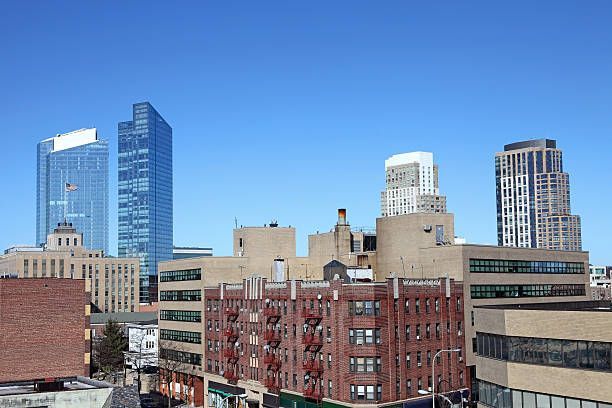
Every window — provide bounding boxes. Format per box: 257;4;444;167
478;332;612;373
469;259;585;274
349;300;381;316
160;310;201;322
160;290;202;301
406;353;411;368
349;328;381;345
470;284;586;299
160;329;201;344
159;268;202;282
415;299;420;313
160;348;201;366
350;385;381;401
406;325;411;340
349;356;382;372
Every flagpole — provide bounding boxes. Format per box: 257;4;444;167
63;180;67;224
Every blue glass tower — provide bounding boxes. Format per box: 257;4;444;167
36;128;109;253
118;102;173;304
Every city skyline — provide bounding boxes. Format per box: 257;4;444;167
1;2;611;264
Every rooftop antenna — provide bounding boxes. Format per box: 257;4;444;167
234;217;238;229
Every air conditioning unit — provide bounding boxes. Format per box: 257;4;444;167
423;225;432;232
240;351;244;356
417;362;422;367
207;307;211;311
459;357;463;362
458;331;462;336
416;335;421;340
327;338;332;343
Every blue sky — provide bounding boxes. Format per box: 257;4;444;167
0;1;610;264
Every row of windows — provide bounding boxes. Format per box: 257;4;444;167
478;380;612;408
477;332;612;371
349;329;382;345
160;329;201;344
348;301;381;316
470;284;585;299
159;268;201;282
160;290;201;301
349;357;382;373
159;348;202;366
349;384;382;401
160;310;201;322
469;259;584;274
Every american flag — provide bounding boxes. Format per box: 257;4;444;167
65;183;78;192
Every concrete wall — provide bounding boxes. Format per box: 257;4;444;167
376;213;455;278
0;387;113;408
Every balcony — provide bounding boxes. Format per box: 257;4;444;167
302;360;323;373
223;370;238;383
263;354;281;368
302;308;322;319
264;330;281;342
303;388;322;401
302;334;323;347
223;349;238;359
224;328;236;338
263;307;282;318
224;308;239;318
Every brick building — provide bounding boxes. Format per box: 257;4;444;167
159;275;466;408
0;278;90;384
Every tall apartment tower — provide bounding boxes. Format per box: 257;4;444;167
495;139;582;251
36;128;109;253
118;102;173;304
380;151;446;217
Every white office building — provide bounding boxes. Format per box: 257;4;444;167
380;151;446;217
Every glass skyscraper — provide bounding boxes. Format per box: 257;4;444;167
37;128;109;253
118;102;173;304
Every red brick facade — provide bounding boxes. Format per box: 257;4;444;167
203;277;467;405
0;278;90;383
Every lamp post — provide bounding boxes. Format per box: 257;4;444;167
217;393;247;408
418;348;461;408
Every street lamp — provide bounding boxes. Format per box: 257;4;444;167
418;348;461;408
418;390;454;407
216;393;247;408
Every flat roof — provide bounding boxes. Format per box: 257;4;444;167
504;139;556;151
90;312;157;325
0;376;112;396
475;300;612;312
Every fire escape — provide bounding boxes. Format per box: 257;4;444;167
223;306;240;384
263;301;282;394
302;306;324;402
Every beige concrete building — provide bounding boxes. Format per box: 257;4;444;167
0;222;139;312
308;209;376;278
474;301;612;407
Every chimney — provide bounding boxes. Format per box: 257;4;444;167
337;209;347;226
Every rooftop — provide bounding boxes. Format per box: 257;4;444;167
503;138;557;151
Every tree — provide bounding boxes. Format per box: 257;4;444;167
94;319;128;381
